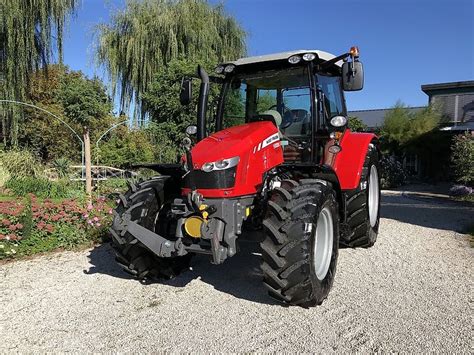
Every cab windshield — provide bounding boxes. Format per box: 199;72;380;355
220;66;312;139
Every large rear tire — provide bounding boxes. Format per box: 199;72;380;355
260;179;339;307
341;143;381;248
109;177;191;280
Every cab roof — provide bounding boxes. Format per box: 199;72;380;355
223;50;343;68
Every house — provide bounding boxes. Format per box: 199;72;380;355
348;80;474;131
348;80;474;179
421;80;474;131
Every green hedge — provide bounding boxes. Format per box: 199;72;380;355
4;177;85;199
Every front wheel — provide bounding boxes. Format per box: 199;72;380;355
260;179;339;307
109;177;192;280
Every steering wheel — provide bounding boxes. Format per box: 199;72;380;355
268;104;293;129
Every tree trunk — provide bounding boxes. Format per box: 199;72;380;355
83;127;92;196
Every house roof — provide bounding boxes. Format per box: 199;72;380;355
223;50;343;68
421;81;474;94
348;107;426;128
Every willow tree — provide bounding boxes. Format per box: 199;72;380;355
0;0;78;146
95;0;246;120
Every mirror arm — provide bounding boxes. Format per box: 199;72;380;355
350;56;361;77
318;52;350;71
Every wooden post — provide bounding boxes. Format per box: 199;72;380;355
83;126;92;197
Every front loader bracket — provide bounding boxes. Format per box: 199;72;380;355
126;220;183;258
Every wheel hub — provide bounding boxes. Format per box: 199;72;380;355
368;165;379;227
313;207;333;281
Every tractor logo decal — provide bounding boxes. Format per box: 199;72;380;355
253;133;280;153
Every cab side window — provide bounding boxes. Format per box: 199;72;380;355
316;74;345;119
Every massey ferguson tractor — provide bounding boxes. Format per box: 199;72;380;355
110;47;381;307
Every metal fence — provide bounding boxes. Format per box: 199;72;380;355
69;165;129;181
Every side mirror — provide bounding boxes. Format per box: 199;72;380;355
342;61;364;91
180;78;192;105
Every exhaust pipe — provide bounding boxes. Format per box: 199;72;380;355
196;65;209;141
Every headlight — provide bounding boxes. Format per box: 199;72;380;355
202;162;215;172
330;115;348;127
201;156;239;172
288;55;301;64
215;159;229;169
302;53;316;61
224;64;235;73
215;65;225;74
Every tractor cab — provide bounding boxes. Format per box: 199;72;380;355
181;48;364;165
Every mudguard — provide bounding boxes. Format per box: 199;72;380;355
332;130;378;190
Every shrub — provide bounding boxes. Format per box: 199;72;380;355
0;149;41;178
451;132;473;186
449;185;473;196
348;116;368;132
381;103;441;156
95;178;129;197
380;156;407;189
4;177;85;199
52;158;71;178
0;195;113;259
0;165;9;187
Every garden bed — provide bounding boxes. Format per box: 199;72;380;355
0;194;113;260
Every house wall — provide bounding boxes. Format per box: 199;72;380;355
430;93;474;123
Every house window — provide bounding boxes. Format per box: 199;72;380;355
403;154;418;175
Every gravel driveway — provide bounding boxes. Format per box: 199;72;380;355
1;194;473;352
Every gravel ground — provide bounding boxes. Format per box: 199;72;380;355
1;194;473;353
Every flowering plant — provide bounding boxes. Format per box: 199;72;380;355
0;194;114;259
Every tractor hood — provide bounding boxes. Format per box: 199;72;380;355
184;120;284;198
190;121;279;168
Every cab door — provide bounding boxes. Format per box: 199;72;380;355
315;74;347;165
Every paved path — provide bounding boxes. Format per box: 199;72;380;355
1;194;472;352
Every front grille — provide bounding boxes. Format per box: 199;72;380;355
184;166;236;189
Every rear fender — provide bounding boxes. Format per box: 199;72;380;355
333;130;378;190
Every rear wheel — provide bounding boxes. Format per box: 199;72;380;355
260;179;339;307
341;144;380;248
109;177;191;280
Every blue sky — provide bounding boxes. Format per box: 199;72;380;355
63;0;474;111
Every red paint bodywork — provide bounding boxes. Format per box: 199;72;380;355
183;121;284;198
184;123;376;197
331;130;377;190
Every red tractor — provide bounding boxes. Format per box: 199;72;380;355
110;47;381;307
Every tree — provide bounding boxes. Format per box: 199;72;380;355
451;132;474;185
98;126;156;168
57;71;112;127
142;58;221;144
19;65;116;163
95;0;246;120
381;102;441;156
0;0;78;146
55;68;115;195
348;116;368;132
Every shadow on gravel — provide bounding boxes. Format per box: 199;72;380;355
85;194;474;304
85;237;281;306
84;243;135;280
381;194;474;233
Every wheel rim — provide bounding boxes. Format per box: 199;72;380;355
313;207;334;281
368;165;379;227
